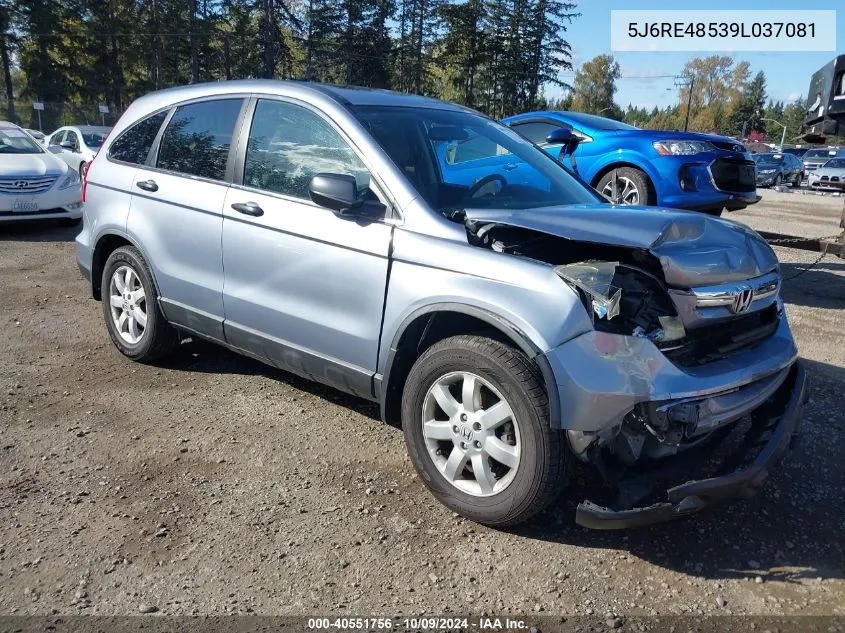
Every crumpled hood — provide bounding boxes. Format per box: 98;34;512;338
0;152;67;178
464;205;778;288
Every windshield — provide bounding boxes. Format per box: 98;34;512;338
0;128;44;154
803;149;837;159
754;153;784;165
82;131;109;148
824;158;845;169
350;106;604;214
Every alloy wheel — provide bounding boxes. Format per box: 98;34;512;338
601;175;640;204
108;265;147;345
421;371;521;497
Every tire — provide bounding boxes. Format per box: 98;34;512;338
773;174;782;188
401;335;570;527
101;245;178;362
596;167;652;205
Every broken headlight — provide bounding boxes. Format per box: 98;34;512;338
554;262;621;321
556;261;685;342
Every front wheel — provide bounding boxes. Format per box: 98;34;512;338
596;167;652;205
774;174;782;188
401;335;570;526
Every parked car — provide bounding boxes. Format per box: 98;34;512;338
807;157;845;191
45;125;111;178
0;120;83;224
24;128;46;144
76;81;806;528
752;152;805;187
779;147;808;159
502;111;760;216
802;147;845;177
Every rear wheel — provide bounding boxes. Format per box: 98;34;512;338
402;335;570;526
597;167;652;205
101;245;178;362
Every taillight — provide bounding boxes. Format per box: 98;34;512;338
82;155;94;203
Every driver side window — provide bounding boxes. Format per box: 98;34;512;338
244;99;371;201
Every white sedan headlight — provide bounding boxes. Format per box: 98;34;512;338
59;171;80;189
653;140;716;156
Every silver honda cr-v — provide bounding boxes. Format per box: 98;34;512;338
76;80;807;528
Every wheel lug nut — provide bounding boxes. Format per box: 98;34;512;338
460;413;467;422
460;442;467;450
452;425;458;433
473;440;481;449
472;422;481;431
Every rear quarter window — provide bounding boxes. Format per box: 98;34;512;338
108;111;168;165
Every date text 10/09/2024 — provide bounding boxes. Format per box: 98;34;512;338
307;617;531;630
628;22;815;39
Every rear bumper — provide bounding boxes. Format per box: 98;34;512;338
575;361;807;529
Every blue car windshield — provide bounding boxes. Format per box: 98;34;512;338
350;105;604;214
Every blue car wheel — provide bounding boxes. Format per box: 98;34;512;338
596;167;651;206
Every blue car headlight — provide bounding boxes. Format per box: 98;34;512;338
653;140;715;156
59;171;80;190
758;169;776;175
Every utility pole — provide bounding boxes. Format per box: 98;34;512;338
674;75;694;131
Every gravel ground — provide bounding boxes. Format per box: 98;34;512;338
1;197;844;618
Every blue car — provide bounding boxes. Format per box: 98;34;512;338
501;112;761;216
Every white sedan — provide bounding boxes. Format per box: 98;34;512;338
807;157;845;192
45;125;110;177
0;121;83;224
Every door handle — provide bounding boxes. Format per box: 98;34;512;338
136;179;158;192
231;201;264;217
503;162;518;171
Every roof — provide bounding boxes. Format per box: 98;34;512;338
0;120;20;129
128;79;470;113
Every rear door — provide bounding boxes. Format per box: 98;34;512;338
126;97;247;341
220;97;392;397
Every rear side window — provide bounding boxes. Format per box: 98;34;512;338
156;99;243;181
109;111;167;165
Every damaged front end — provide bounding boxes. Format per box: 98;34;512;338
464;205;805;528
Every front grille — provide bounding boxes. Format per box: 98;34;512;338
0;176;58;195
709;158;757;193
711;140;745;153
659;305;779;367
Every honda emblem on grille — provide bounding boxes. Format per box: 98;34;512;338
14;180;30;188
731;287;754;314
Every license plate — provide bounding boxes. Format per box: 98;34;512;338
12;199;38;212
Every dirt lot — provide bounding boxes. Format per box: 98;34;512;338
1;195;844;619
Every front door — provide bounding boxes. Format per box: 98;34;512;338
221;98;392;398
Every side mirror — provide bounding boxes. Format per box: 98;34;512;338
545;128;581;173
545;128;581;155
309;173;362;213
59;140;76;150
